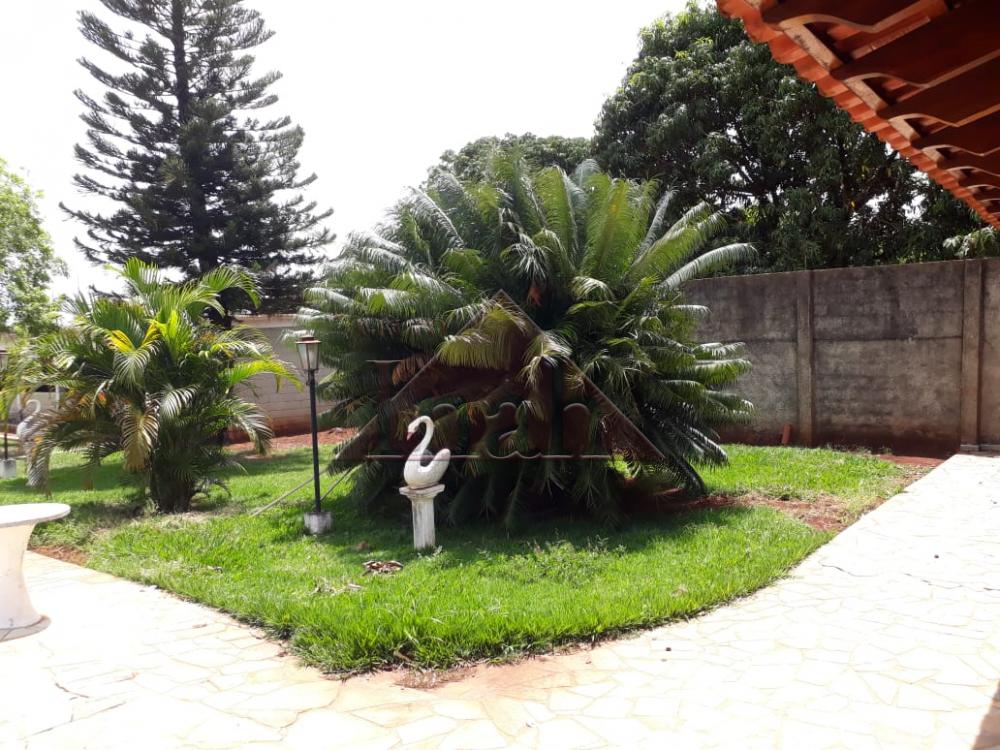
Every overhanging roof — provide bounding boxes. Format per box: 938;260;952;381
717;0;1000;230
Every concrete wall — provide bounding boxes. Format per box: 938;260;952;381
244;258;1000;453
686;258;1000;455
236;316;335;436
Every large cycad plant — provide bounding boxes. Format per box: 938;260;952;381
302;155;753;524
19;259;295;512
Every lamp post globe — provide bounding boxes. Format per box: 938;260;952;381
296;337;320;373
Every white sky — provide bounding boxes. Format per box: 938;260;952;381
0;0;681;298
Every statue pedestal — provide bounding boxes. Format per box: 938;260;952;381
400;484;443;551
0;459;15;480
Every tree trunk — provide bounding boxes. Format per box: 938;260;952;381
150;464;193;513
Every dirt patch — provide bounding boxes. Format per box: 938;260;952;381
395;666;477;690
879;458;937;490
669;493;849;533
628;492;852;533
229;428;356;457
878;454;945;469
34;545;88;566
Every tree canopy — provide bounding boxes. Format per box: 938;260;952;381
63;0;332;315
593;1;982;271
433;133;592;184
0;159;64;336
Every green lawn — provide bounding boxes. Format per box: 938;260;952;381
702;444;910;521
0;445;912;673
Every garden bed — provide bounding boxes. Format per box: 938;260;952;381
0;445;922;673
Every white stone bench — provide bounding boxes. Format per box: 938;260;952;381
0;503;70;640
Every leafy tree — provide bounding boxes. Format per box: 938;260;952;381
433;133;592;184
593;1;982;271
301;154;753;526
19;259;295;512
0;159;65;336
63;0;332;316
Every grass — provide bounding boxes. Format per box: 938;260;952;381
0;445;913;673
701;444;910;521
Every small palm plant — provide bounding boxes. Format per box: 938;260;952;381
19;259;295;512
302;155;754;524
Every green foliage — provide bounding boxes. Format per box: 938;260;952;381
0;445;909;672
63;0;332;315
302;153;755;526
593;1;983;271
15;260;296;512
944;226;1000;259
433;133;592;183
0;159;65;335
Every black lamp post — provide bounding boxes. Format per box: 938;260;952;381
0;348;8;461
296;337;325;526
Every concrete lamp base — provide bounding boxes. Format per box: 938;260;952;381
304;511;332;536
400;484;444;551
0;459;16;480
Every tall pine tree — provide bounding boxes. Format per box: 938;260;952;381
63;0;332;315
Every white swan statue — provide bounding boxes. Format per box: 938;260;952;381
403;415;451;489
15;399;41;442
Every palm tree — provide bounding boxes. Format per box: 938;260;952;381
301;155;754;525
18;259;296;512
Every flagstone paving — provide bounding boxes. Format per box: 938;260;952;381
2;454;999;749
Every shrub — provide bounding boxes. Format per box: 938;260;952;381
17;260;295;512
302;155;753;525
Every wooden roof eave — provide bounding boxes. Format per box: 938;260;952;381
717;0;1000;231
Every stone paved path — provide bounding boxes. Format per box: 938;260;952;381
2;454;999;749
